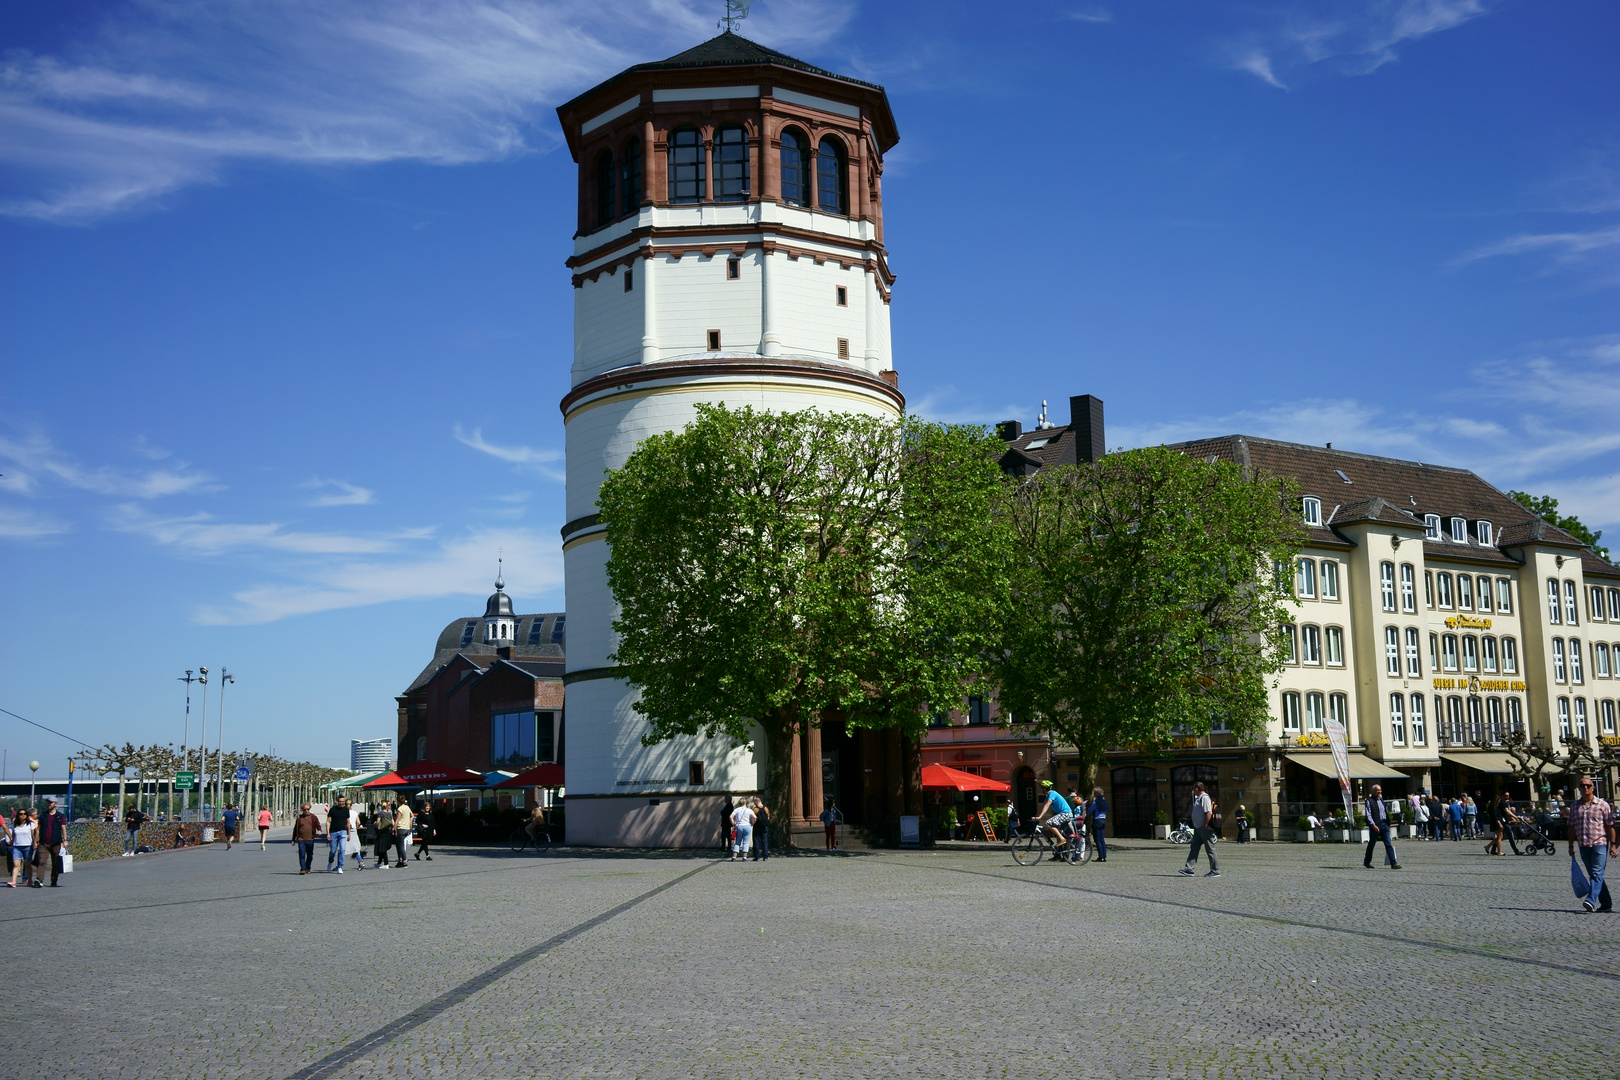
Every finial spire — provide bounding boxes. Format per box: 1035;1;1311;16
496;548;505;591
719;0;753;32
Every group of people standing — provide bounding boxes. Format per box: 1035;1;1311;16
3;799;67;888
724;796;773;861
289;797;434;875
1407;792;1485;841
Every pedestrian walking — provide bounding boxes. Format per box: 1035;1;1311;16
729;800;755;861
412;803;434;861
1234;803;1249;844
1464;794;1478;839
122;804;146;857
750;797;771;861
0;811;13;881
7;809;37;888
36;798;67;887
1448;797;1463;841
1487;792;1513;856
1087;787;1110;860
393;800;414;867
820;799;838;851
1363;784;1402;869
1004;797;1021;841
1178;782;1220;878
326;797;352;873
257;805;272;850
374;803;396;868
292;803;320;875
1566;776;1615;913
1414;796;1430;840
221;804;241;851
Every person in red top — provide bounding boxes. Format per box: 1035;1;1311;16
257;806;272;850
1567;776;1616;913
35;799;67;887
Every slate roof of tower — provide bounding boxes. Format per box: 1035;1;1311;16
402;612;566;694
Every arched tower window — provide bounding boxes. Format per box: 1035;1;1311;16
594;150;615;229
619;136;642;216
714;125;749;201
816;136;847;214
668;127;704;203
780;128;809;206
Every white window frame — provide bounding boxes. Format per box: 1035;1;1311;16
1329;692;1349;729
1596;642;1611;679
1482;635;1498;673
1400;564;1416;612
1405;627;1421;676
1457;573;1474;611
1429;632;1441;673
1281;624;1298;664
1552;638;1566;683
1389;693;1406;746
1600;698;1616;735
1282;691;1301;732
1302;496;1322;526
1442;634;1459;672
1593;586;1608;622
1409;694;1426;745
1461;635;1478;672
1437;572;1454;609
1558;697;1571;739
1325;626;1345;666
1450;517;1467;543
1321;560;1339;601
1476;520;1492;546
1506;696;1523;736
1380;562;1396;612
1476;575;1492;613
1297;559;1316;598
1487;697;1503;743
1301;625;1322;665
1424;513;1441;540
1385;626;1401;675
1501;636;1518;673
1497;578;1512;613
1569;638;1583;684
1609;587;1620;622
1305;692;1326;732
1574;697;1588;739
1565;580;1579;625
1548;578;1562;624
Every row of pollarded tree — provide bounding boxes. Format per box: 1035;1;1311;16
76;742;347;822
598;406;1307;843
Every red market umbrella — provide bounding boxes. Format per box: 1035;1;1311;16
921;763;1010;794
361;771;409;789
493;763;565;789
393;760;488;787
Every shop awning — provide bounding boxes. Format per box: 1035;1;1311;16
1439;751;1553;775
921;763;1010;793
327;770;388;789
1285;752;1405;780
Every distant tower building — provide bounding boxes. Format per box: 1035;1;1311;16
482;561;517;647
350;738;393;773
555;33;903;846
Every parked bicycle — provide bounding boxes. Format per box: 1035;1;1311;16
1169;821;1194;844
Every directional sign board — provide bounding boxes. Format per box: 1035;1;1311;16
175;771;196;791
235;766;251;782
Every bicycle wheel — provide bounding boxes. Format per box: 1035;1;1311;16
1070;833;1092;865
532;829;551;855
1012;833;1045;865
509;830;529;853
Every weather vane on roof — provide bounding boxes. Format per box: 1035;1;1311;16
720;0;754;32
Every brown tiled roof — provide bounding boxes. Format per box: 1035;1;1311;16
1002;425;1080;468
1583;553;1620;581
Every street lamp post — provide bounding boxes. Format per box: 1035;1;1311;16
196;668;209;820
216;669;234;813
29;760;39;808
178;670;196;814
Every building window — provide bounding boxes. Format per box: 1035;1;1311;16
459;619;477;646
1385;626;1400;675
1457;573;1473;611
1553;638;1566;682
1596;642;1611;678
1281;624;1298;664
551;614;566;643
1300;559;1318;599
1498;578;1513;613
1399;564;1415;612
1476;520;1492;546
1322;560;1339;600
1282;691;1301;731
1600;698;1616;735
1329;692;1349;728
1450;516;1467;543
836;285;848;306
1442;634;1459;672
1565;580;1579;625
668;127;704;203
1325;626;1345;666
1467;695;1484;743
837;337;850;360
1548;578;1562;624
490;710;538;769
595;150;616;228
1610;587;1620;621
1425;571;1435;609
620;137;643;216
1436;572;1454;609
1389;694;1406;745
1305;692;1325;731
727;257;740;280
1301;625;1321;664
1569;638;1583;683
1593;586;1608;622
689;761;705;785
780;129;810;206
1380;562;1395;611
1501;636;1517;673
1557;697;1571;738
713;125;749;201
706;329;721;351
624;268;633;292
816;136;847;213
1477;575;1492;613
1447;696;1464;745
1461;635;1478;672
1506;696;1523;736
527;617;545;646
1405;627;1421;676
1302;496;1322;526
967;695;990;725
1409;694;1426;745
1424;513;1441;539
1429;632;1441;672
1482;635;1498;673
1487;696;1503;743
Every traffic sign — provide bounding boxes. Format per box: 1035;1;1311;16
234;766;251;781
175;771;196;791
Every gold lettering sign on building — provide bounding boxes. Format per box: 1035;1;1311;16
1443;615;1492;630
1431;677;1526;692
1296;732;1330;746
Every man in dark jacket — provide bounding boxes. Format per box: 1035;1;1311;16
37;799;68;887
1363;785;1403;870
291;803;321;875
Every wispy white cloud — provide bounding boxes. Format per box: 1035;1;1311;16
0;0;855;221
111;504;422;556
194;528;562;624
1223;0;1489;89
1065;7;1113;24
0;432;216;499
1455;225;1620;265
454;425;565;480
0;504;71;540
301;478;376;507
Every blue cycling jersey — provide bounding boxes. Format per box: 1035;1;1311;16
1045;791;1072;816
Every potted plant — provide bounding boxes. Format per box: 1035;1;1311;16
1295;815;1315;842
1352;808;1370;843
1153;808;1171;840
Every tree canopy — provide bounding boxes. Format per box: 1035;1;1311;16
991;445;1303;772
1507;490;1608;559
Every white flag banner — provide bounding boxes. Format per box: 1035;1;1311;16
1324;715;1355;821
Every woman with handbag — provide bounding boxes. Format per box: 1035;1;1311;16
373;802;396;868
8;809;37;888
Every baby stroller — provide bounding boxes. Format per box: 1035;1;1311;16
1510;818;1556;856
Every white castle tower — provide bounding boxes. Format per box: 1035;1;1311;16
555;33;903;846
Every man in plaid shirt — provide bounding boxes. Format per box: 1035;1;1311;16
1566;776;1616;913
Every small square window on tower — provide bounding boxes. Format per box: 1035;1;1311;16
688;761;705;785
707;329;722;351
727;257;740;280
836;337;850;360
623;268;633;292
836;285;848;306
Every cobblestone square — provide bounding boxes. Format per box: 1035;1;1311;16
8;836;1616;1079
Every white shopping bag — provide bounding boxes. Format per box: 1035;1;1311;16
61;850;74;873
345;831;360;857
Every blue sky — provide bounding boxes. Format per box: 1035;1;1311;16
2;0;1616;771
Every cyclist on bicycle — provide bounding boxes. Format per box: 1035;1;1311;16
1031;781;1075;852
523;804;548;841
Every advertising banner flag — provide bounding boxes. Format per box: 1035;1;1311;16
1323;715;1356;821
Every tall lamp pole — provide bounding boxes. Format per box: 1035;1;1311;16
178;670;196;814
216;669;234;813
196;668;209;819
29;760;40;808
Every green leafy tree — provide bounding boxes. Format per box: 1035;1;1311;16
599;404;1009;840
992;446;1303;784
1507;490;1607;559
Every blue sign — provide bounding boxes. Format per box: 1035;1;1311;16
234;766;251;781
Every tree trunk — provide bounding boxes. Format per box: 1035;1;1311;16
117;774;127;815
763;705;799;850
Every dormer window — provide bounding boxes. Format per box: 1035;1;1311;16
1449;516;1467;543
1476;520;1492;546
1302;496;1322;527
1424;514;1440;539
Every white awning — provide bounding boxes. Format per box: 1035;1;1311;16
1285;752;1406;779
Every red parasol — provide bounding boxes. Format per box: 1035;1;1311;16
493;762;565;789
363;760;488;789
920;763;1011;793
